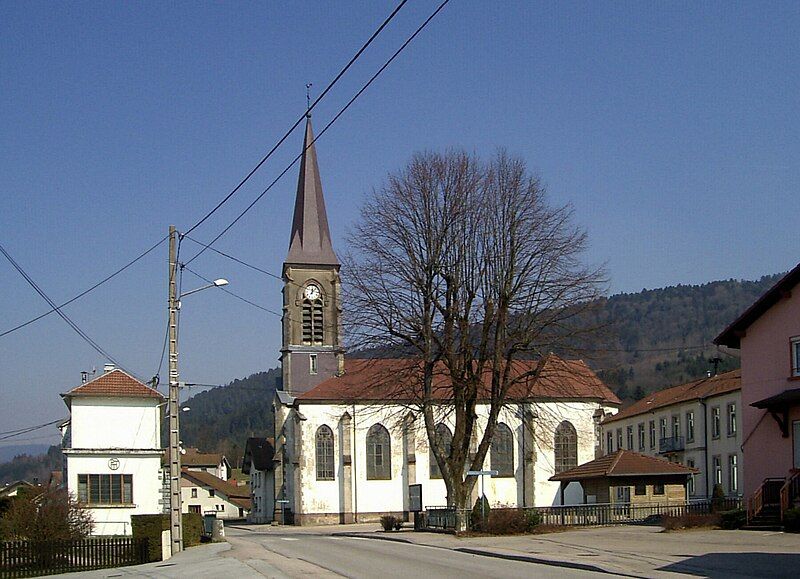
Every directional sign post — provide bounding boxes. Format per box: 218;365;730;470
466;470;498;529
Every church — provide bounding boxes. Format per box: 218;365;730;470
268;115;621;525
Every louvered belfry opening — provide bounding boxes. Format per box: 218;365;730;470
302;298;324;345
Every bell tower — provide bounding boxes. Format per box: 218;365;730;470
281;114;343;396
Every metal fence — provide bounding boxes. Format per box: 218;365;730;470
533;498;742;527
0;537;149;578
424;498;742;531
426;507;471;530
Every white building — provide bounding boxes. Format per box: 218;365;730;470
599;369;742;499
274;356;620;525
180;469;250;520
269;115;620;525
61;367;164;536
241;437;275;524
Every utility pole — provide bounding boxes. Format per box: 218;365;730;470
168;225;183;554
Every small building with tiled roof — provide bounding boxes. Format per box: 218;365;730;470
599;370;742;501
549;450;697;506
178;448;230;481
180;468;250;520
60;366;164;536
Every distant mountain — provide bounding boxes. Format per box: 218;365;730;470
0;444;49;464
587;274;782;401
0;446;61;486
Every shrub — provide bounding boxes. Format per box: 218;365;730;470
131;514;168;562
719;509;746;530
525;509;542;530
486;508;528;534
182;512;203;547
379;515;400;531
784;507;800;533
470;496;491;531
662;513;720;531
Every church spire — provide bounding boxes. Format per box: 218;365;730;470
285;116;339;266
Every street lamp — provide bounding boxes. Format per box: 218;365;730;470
167;225;227;554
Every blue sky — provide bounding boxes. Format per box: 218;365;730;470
1;1;799;443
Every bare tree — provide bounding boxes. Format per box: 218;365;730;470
344;150;604;527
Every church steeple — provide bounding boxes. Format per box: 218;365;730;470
286;116;339;266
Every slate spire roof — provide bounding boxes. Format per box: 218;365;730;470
285;115;339;266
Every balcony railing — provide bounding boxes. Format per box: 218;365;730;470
659;436;685;453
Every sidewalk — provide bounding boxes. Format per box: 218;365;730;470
336;524;800;578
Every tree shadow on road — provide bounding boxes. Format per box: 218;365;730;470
659;552;800;578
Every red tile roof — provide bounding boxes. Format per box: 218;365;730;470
549;450;698;481
715;262;800;349
298;355;620;405
63;369;163;400
181;469;251;510
602;369;740;425
181;448;225;467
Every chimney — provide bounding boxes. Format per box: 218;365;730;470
103;363;115;374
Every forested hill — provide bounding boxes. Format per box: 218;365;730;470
178;368;281;468
590;273;782;399
1;273;784;479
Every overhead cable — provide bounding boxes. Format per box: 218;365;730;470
183;0;410;238
183;0;452;266
0;234;168;339
0;242;132;376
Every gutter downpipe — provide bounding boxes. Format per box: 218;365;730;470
700;398;710;498
352;403;358;523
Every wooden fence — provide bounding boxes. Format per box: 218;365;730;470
0;537;149;578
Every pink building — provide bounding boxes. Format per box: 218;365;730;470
715;263;800;517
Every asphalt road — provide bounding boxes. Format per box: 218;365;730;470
223;526;608;578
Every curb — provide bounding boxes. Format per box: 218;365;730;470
337;532;637;576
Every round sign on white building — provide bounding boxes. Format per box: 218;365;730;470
108;458;120;470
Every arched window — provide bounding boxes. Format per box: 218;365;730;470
554;421;578;474
366;424;391;480
316;425;334;480
491;422;514;477
429;423;453;479
302;298;324;345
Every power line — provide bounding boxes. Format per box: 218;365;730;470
0;242;132;376
182;265;282;317
183;0;409;238
0;234;169;339
183;0;452;266
0;418;64;437
182;235;282;281
0;418;64;441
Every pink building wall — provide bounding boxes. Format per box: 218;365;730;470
740;290;800;498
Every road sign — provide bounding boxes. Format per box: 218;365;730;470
466;470;499;476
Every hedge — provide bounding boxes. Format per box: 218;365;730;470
131;513;205;561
